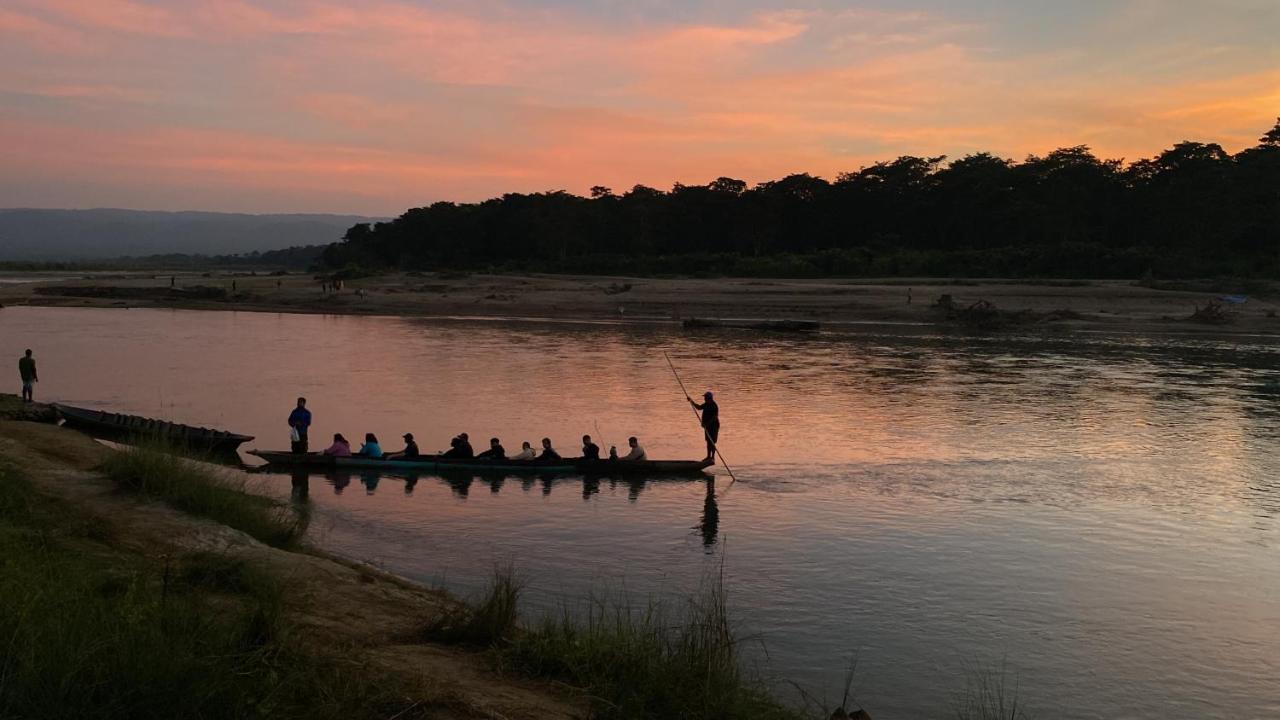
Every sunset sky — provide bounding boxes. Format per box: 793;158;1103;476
2;0;1277;215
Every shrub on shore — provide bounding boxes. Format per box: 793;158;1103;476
100;443;306;549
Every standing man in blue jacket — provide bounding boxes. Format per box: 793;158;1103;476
288;397;312;453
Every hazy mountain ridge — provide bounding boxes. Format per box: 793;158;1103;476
0;208;384;260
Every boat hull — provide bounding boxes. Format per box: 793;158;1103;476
249;450;713;476
54;403;254;454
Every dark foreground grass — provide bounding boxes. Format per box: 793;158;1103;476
418;564;523;646
422;567;805;720
0;464;425;720
953;661;1033;720
100;443;306;549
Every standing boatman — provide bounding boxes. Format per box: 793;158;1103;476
688;390;720;463
288;397;312;453
18;349;37;403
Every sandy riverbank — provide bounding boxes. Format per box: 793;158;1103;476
3;271;1277;335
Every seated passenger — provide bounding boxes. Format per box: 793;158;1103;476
442;432;474;458
477;437;506;459
322;433;352;457
356;432;383;458
621;436;647;461
581;434;600;461
510;441;536;461
537;437;561;462
388;432;419;459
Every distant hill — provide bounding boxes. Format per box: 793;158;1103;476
0;208;384;260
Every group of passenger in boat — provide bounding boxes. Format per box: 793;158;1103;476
317;430;648;463
287;389;722;464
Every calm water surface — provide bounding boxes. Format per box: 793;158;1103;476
2;306;1278;719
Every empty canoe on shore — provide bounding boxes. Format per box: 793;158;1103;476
54;403;254;454
682;317;820;332
248;450;713;477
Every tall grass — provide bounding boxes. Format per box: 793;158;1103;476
100;443;306;549
953;660;1032;720
417;564;523;646
0;464;423;720
420;565;804;720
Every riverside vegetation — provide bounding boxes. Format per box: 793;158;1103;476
0;460;419;720
322;120;1280;281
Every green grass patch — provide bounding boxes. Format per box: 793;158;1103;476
100;443;306;549
417;564;523;646
0;463;428;720
421;566;804;720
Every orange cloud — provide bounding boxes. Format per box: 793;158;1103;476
2;0;1278;213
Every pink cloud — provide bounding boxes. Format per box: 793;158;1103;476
23;0;184;36
0;7;86;51
2;1;1278;213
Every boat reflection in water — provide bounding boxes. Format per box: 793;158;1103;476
282;466;719;546
292;467;711;501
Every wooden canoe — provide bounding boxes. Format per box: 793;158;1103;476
249;450;713;477
54;403;254;454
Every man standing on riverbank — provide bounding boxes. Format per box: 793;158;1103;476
18;349;37;403
288;397;311;453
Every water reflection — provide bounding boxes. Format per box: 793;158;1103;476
289;469;309;502
280;466;711;503
698;479;720;548
5;306;1280;720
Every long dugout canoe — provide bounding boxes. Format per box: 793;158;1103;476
248;450;713;476
55;403;254;454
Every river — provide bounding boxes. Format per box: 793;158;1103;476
2;305;1277;718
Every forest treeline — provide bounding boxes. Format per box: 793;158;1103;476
323;120;1280;279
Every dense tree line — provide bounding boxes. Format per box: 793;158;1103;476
323;121;1280;279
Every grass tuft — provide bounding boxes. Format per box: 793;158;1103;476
953;659;1032;720
418;564;804;720
100;443;306;548
418;564;523;646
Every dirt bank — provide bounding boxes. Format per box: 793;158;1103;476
0;419;583;720
4;271;1278;335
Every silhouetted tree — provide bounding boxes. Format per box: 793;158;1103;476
323;122;1280;279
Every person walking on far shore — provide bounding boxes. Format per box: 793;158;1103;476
18;349;37;403
288;397;311;453
688;390;720;463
